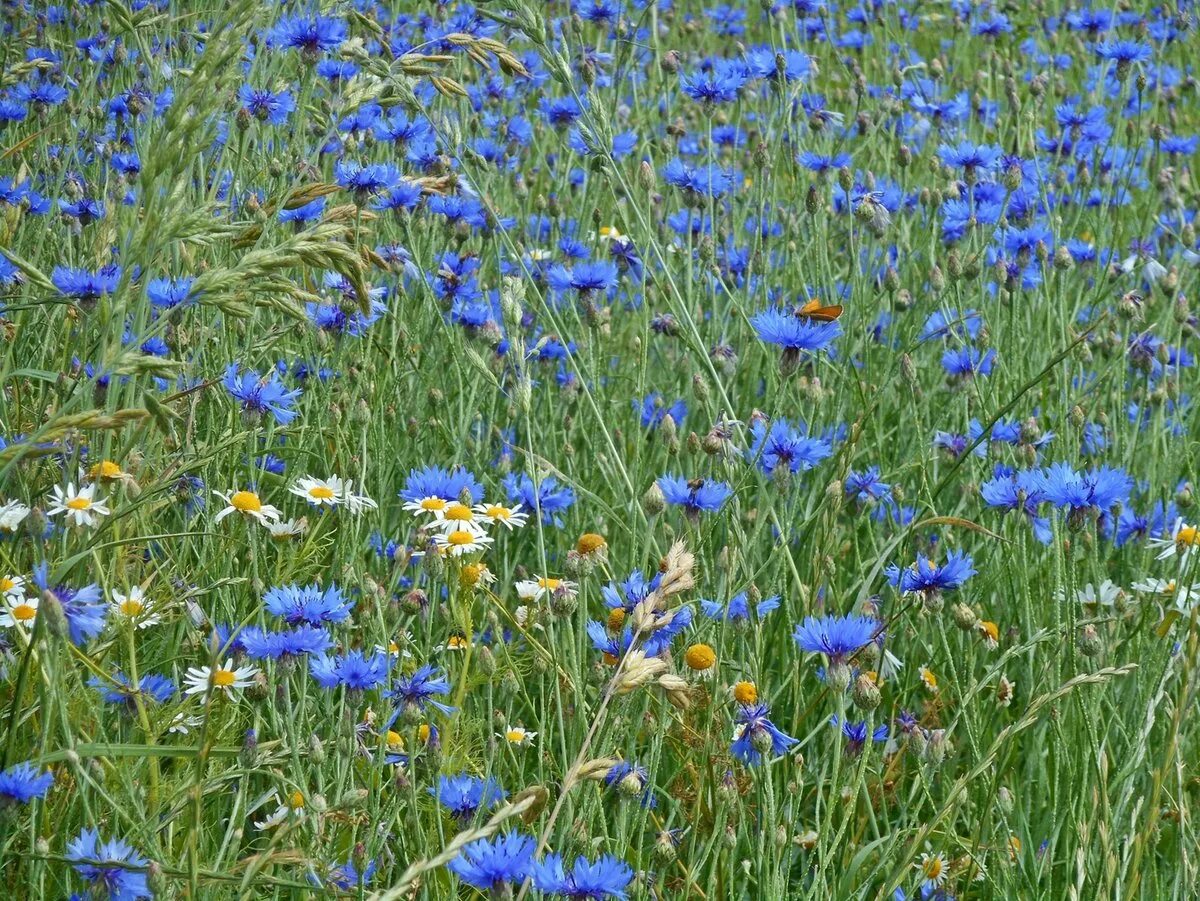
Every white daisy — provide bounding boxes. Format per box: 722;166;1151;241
403;495;450;518
473;502;528;531
254;790;306;830
432;501;487;534
213;490;281;526
110;586;162;629
263;517;308;539
433;528;493;557
0;594;39;629
1;573;25;600
168;712;203;735
339;480;378;514
515;576;577;603
46;482;110;528
1131;577;1200;611
916;852;949;891
0;500;32;532
183;659;259;698
1149;519;1200;563
497;725;537;747
1055;580;1124;607
289;475;346;508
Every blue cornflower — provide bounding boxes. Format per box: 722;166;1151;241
51;265;121;302
979;469;1048;535
279;197;325;224
732;703;798;766
886;550;976;597
1095;40;1152;67
0;761;53;804
32;563;105;646
602;570;661;613
797;151;851;175
146;277;195;309
635;394;687;430
390;664;456;715
448;832;536;892
312;858;378;891
1041;462;1132;518
431;774;505;821
67;828;152;901
657;475;733;515
750;309;841;365
534;852;634;899
941;347;997;378
240;625;332;660
747;418;833;475
88;672;176;707
845;467;893;507
641;605;693;657
334;160;401;202
679;59;749;105
604;760;656;807
701;592;780;623
546;260;619;297
263;583;353;625
238;85;294;125
268;14;347;56
831;715;889;755
794;614;878;664
502;473;575;525
401;466;484;504
223;364;301;425
661;158;734;200
937;141;1002;173
309;651;389;690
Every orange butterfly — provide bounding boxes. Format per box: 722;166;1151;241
795;298;844;322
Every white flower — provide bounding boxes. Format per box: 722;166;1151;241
433;528;493;557
1131;577;1200;611
183;659;259;698
110;586;162;628
1056;580;1123;607
0;500;31;532
254;790;306;830
1148;519;1200;564
403;495;449;517
168;712;203;735
515;576;577;602
1;573;25;600
263;517;308;539
340;480;378;514
0;594;39;629
46;483;110;528
497;725;537;747
289;475;346;508
432;501;487;534
473;502;528;531
879;648;904;681
213;490;281;526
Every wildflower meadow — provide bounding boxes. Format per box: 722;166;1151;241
2;0;1200;898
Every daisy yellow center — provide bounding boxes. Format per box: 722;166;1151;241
388;640;400;654
607;608;626;632
447;635;469;649
417;724;431;743
288;791;305;809
486;505;511;519
921;668;938;689
386;730;403;748
213;669;237;687
308;486;335;500
538;578;561;590
65;497;92;510
90;460;123;478
419;497;447;512
505;729;526;743
0;577;14;592
447;530;475;546
922;857;944;881
684;643;716;671
120;599;144;616
13;603;36;622
460;563;484;587
444;503;473;521
576;533;606;554
1176;525;1199;547
1165;581;1177;593
733;681;758;705
231;491;262;513
979;621;999;642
